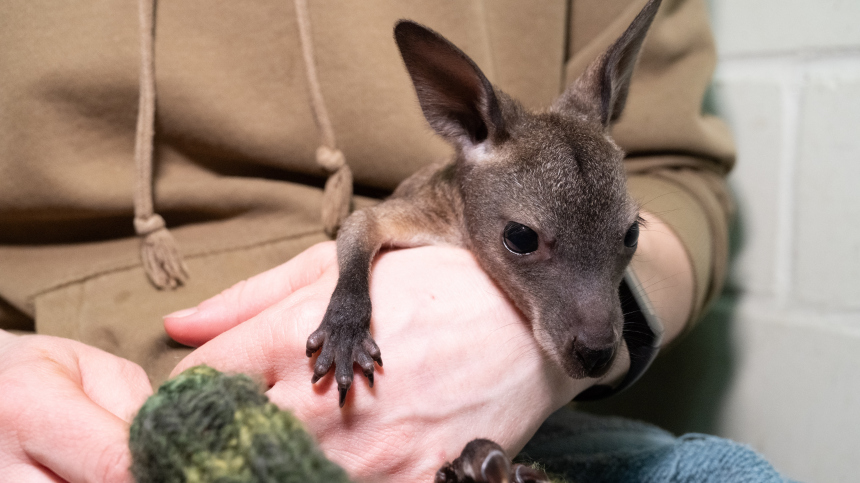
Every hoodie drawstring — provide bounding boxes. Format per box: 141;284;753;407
293;0;353;237
131;0;352;289
134;0;189;289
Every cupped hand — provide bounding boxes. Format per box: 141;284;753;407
165;242;623;482
0;331;153;483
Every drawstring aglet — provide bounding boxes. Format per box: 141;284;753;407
134;214;189;289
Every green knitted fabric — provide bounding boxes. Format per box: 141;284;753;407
129;365;351;483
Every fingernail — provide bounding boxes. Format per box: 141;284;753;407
163;307;198;319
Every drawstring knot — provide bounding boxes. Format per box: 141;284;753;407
133;214;166;236
317;147;353;237
316;146;345;171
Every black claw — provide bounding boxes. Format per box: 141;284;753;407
377;356;383;367
367;372;374;388
311;374;321;384
338;387;348;407
435;464;456;483
306;349;314;357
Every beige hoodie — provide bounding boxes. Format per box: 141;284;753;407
0;0;733;383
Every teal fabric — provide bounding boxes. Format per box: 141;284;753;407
519;409;796;483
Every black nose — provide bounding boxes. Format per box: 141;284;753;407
573;339;615;377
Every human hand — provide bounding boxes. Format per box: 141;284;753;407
0;331;153;483
165;242;627;482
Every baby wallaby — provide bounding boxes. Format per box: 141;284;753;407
306;0;662;413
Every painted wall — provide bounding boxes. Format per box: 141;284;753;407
710;1;860;482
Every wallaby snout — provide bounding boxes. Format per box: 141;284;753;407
571;338;616;378
543;286;624;379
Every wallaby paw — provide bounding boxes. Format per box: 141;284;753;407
306;315;382;407
435;439;550;483
511;464;552;483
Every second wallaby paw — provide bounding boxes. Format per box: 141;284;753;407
436;439;551;483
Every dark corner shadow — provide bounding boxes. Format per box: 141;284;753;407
577;183;745;436
0;297;35;333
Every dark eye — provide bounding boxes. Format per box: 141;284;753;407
624;222;639;248
503;221;539;254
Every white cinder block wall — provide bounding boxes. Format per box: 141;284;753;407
709;1;860;482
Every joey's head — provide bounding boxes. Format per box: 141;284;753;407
394;0;661;379
458;117;641;379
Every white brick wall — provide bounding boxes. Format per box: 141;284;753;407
710;1;860;481
712;0;860;55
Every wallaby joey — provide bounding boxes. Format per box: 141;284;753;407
306;0;662;413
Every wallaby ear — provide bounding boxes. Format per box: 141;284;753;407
552;0;662;127
394;21;506;147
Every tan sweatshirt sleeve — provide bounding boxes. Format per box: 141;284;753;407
566;0;736;329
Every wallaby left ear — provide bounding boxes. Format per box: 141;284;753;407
394;20;506;148
552;0;662;127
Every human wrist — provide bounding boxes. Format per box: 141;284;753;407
629;211;695;348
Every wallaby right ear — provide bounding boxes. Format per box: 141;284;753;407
552;0;662;127
394;21;506;148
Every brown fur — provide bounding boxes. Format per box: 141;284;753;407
306;0;663;410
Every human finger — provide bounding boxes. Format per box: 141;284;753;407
1;463;66;483
168;269;337;383
0;337;137;483
17;381;134;483
164;241;337;346
76;345;153;423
